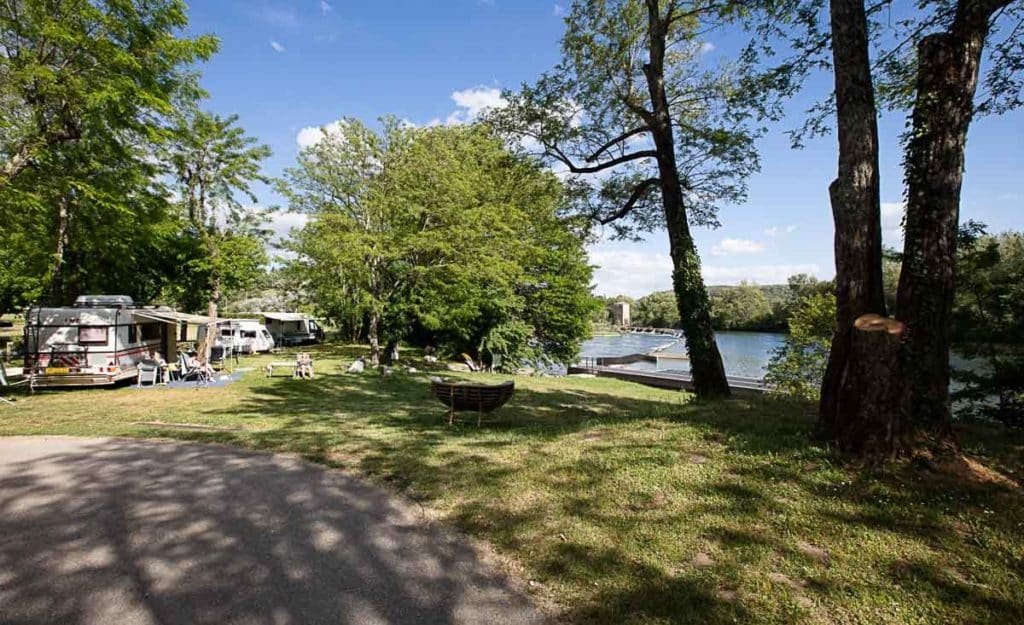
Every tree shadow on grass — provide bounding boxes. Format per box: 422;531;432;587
128;366;1024;624
0;438;545;625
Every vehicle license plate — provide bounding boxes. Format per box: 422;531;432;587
45;367;70;374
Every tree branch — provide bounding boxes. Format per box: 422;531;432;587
599;177;661;224
550;148;659;174
586;125;651;162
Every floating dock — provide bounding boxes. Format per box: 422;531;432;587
568;363;767;397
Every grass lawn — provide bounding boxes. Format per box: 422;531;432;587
2;344;1022;624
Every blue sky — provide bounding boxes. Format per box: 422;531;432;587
185;0;1023;296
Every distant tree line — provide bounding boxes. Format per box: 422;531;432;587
598;274;833;333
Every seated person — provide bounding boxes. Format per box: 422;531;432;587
151;351;168;383
295;352;314;379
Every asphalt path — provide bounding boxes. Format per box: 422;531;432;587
0;437;546;625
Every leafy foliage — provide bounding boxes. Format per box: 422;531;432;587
632;291;679;328
632;274;834;332
709;282;773;330
1;0;217;185
952;229;1024;427
0;0;270;316
490;0;764;239
165;110;272;310
281;120;597;366
765;291;837;400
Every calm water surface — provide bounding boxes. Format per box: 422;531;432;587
580;331;785;379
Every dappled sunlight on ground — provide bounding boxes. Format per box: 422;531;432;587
2;344;1022;624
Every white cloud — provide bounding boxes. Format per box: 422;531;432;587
699;42;716;54
444;86;507;125
270;40;286;53
589;248;673;296
296;120;346;149
256;5;298;27
711;238;766;256
764;225;797;237
267;211;309;249
588;245;824;295
702;264;823;286
553;3;566;16
999;192;1019;200
320;1;332;16
881;201;905;247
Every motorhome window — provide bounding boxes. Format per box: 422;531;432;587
140;324;161;341
128;324;137;343
309;321;320;332
221;329;233;337
79;326;108;344
243;330;257;338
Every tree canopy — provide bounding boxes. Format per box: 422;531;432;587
281;120;597;366
0;1;271;316
489;0;777;397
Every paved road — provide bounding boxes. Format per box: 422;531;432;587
0;437;546;625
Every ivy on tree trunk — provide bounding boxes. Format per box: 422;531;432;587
896;0;997;445
817;0;887;446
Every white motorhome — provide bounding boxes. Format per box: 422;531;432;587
261;312;324;346
198;319;275;354
23;295;174;388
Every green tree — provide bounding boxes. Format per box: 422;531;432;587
952;228;1024;427
766;292;837;401
166;111;272;314
633;291;679;328
490;0;772;397
281;120;595;366
0;0;216;186
0;118;188;308
709;282;772;330
1;0;219;313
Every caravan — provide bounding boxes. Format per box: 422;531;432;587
261;312;324;346
23;296;172;388
199;319;276;354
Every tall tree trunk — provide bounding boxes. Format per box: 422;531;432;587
895;0;994;445
48;194;71;305
206;230;221;319
643;0;730;398
367;311;381;365
817;0;887;444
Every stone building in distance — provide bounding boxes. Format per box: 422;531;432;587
612;301;631;327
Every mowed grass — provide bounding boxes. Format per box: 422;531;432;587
2;344;1023;624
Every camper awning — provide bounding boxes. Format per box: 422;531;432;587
260;312;313;321
131;310;214;326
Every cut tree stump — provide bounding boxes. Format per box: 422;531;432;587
836;314;906;456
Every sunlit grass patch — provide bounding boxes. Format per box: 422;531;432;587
2;343;1022;624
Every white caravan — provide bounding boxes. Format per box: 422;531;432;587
261;312;324;346
198;319;275;354
23;295;172;388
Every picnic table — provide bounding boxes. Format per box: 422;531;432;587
265;361;298;377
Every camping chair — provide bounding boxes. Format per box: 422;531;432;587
461;353;481;372
177;352;211;385
137;361;159;387
0;359;15;405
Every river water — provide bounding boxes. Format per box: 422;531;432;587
580;331;786;379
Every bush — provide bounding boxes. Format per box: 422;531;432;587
764;292;835;401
